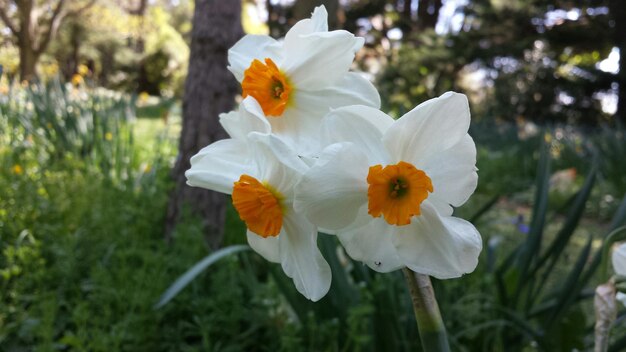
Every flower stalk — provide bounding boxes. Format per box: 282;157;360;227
402;267;451;352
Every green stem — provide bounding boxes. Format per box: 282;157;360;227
402;267;451;352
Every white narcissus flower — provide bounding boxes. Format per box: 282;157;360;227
294;92;483;279
227;5;380;156
612;243;626;277
184;97;271;193
186;133;331;301
611;244;626;306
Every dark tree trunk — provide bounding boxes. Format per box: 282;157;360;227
399;0;414;33
18;39;38;81
165;0;244;248
610;0;626;124
417;0;442;31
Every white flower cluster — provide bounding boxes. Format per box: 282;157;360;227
186;6;482;301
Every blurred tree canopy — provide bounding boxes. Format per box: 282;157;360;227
1;0;191;95
0;0;623;125
264;0;623;125
0;0;97;81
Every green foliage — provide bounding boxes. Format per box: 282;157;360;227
377;0;619;125
378;31;460;117
3;82;626;350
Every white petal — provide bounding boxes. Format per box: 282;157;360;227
228;35;282;81
219;97;271;140
423;134;478;215
185;139;252;194
320;105;393;164
284;5;328;41
265;73;381;157
383;92;471;166
265;104;323;157
248;133;308;197
392;202;482;279
617;292;626;307
282;30;364;90
297;72;381;125
337;208;404;273
247;230;280;263
612;243;626;276
294;142;369;231
279;212;332;301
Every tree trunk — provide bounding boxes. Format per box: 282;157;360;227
610;0;626;124
417;0;442;31
18;41;38;82
165;0;244;248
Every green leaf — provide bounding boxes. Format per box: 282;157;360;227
545;235;592;328
610;195;626;230
609;334;626;352
580;196;626;287
526;157;597;306
514;138;550;304
468;194;500;224
154;245;251;309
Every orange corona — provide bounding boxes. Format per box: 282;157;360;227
232;174;284;237
242;58;292;117
367;161;433;226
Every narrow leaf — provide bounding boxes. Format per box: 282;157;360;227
514;139;550;303
545;235;593;328
154;245;250;309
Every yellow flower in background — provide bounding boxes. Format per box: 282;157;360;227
41;62;59;78
77;64;89;76
139;91;150;104
12;165;24;175
72;74;84;86
105;132;113;141
0;85;8;95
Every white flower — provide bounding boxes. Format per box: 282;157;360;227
294;92;482;279
611;243;626;306
227;5;380;156
612;243;626;277
184;97;270;194
186;133;331;301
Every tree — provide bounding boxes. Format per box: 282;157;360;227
609;0;626;123
0;0;96;81
165;0;243;248
378;0;620;125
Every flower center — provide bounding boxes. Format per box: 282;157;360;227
232;174;284;237
367;161;433;226
242;58;292;117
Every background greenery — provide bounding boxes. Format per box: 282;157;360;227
1;0;626;351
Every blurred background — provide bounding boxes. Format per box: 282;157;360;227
1;0;626;351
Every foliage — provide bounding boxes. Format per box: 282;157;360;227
3;54;626;352
159;125;626;351
376;0;621;125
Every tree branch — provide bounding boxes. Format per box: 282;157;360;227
66;0;97;17
120;0;147;16
34;0;66;55
0;2;18;35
